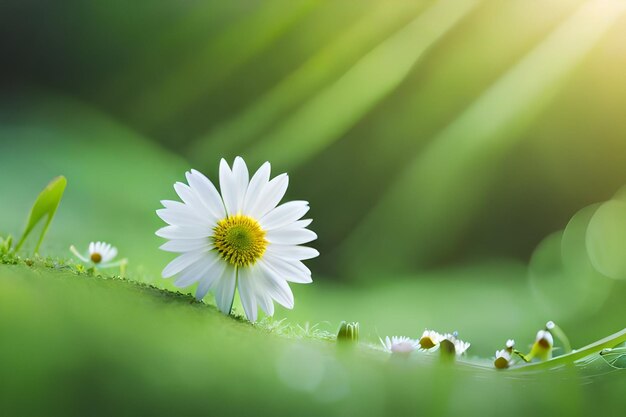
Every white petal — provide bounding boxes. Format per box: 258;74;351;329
291;219;312;229
212;264;237;314
186;169;227;221
242;162;270;214
160;239;212;253
156;208;212;227
231;156;249;214
266;228;317;245
161;200;206;222
238;267;258;322
102;246;117;263
98;245;109;259
259;201;309;231
219;159;238;216
257;291;274;316
162;250;208;278
266;244;319;260
174;182;206;215
155;225;212;239
270;221;315;235
174;251;220;288
161;199;186;210
195;259;226;300
248;173;288;219
264;255;312;283
70;245;90;263
258;260;295;309
89;242;95;254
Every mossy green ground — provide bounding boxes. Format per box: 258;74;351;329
1;261;625;417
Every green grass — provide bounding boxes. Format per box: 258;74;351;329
1;260;625;416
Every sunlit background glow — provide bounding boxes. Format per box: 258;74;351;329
1;3;626;412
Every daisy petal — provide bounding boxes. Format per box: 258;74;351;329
186;169;227;221
238;267;258;322
156;208;212;227
156;225;212;240
257;291;274;316
248;173;288;219
102;246;117;263
242;162;270;214
174;251;220;288
260;201;309;230
213;264;237;314
162;251;208;278
196;260;226;300
232;156;249;213
70;245;90;263
219;159;238;216
291;219;312;229
259;260;295;309
159;239;212;253
266;228;317;245
174;182;206;216
264;255;312;283
266;244;319;260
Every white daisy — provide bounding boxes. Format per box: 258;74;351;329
156;157;319;322
439;331;471;355
527;329;554;361
535;330;554;349
494;339;515;369
70;241;123;268
452;338;471;355
494;349;512;369
380;336;420;354
418;329;445;350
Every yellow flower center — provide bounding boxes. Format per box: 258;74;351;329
494;357;509;369
419;336;436;350
90;252;102;263
212;215;267;267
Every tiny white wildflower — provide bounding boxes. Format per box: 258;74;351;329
70;241;124;268
526;329;554;361
535;330;554;349
440;331;470;355
380;336;420;354
419;329;445;349
494;349;512;369
452;338;471;355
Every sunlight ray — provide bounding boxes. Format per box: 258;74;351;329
187;0;428;163
344;0;626;275
246;0;481;169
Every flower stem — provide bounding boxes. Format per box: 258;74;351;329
509;328;626;372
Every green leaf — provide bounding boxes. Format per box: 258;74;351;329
14;176;67;254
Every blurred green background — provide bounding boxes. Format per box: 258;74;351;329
1;0;626;415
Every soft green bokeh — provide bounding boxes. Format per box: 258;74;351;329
2;0;626;415
587;200;626;280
